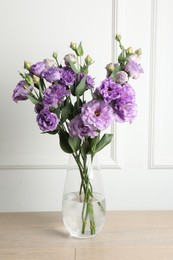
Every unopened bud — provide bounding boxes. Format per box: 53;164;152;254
85;55;93;65
105;62;115;73
52;52;58;60
135;48;142;56
126;47;133;55
33;75;40;84
24;61;31;70
44;59;56;68
64;54;76;66
115;34;121;42
70;42;77;51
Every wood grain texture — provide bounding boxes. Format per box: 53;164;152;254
76;247;173;260
0;211;173;259
0;248;75;260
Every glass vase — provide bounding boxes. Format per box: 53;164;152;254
62;154;106;238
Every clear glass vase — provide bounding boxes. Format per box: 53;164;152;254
62;154;106;238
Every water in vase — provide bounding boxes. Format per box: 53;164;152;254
62;192;106;238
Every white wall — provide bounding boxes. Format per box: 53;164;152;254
0;0;173;212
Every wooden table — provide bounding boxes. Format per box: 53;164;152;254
0;211;173;259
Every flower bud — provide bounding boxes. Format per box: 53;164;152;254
126;47;133;55
64;54;76;66
70;42;77;51
33;75;40;84
115;34;121;42
44;59;56;68
115;71;128;84
105;63;115;73
52;52;58;60
24;61;31;70
85;55;93;65
135;48;142;56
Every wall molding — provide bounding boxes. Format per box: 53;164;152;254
148;0;173;169
0;125;121;170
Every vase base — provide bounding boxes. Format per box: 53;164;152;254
69;231;97;239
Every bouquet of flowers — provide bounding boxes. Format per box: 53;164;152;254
12;35;143;236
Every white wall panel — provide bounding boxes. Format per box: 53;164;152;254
149;0;173;168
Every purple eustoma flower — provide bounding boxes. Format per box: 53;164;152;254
30;62;46;77
37;109;59;132
125;54;144;79
42;66;61;83
42;84;70;108
60;67;75;86
12;80;32;103
111;83;137;123
81;100;114;131
86;75;95;89
68;115;98;139
99;78;122;103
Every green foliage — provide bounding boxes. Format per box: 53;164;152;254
44;129;58;135
68;136;81;152
91;135;100;154
69;60;78;73
80;65;89;74
25;74;33;86
75;76;86;96
95;134;113;153
118;49;126;66
81;140;91;157
61;102;73;123
28;95;40;105
76;42;84;56
59;131;73;153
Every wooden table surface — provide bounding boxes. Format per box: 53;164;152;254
0;211;173;259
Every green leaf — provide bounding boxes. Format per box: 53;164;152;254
50;107;60;117
69;60;78;73
110;64;121;81
95;134;113;153
28;95;40;105
91;135;100;154
80;65;89;74
68;136;81;152
118;49;126;63
75;75;86;96
70;85;76;96
113;64;121;74
59;131;73;153
61;103;73;122
81;140;91;157
76;42;84;56
38;83;43;98
25;74;33;86
73;98;83;116
43;129;58;135
19;71;25;79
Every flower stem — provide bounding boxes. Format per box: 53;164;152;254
82;156;95;235
73;152;97;236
